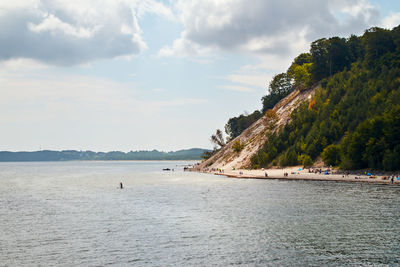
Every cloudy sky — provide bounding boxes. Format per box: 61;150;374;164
1;0;400;152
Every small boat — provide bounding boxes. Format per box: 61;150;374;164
162;168;171;171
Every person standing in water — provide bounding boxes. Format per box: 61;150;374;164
120;182;123;189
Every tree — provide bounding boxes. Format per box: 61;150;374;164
232;140;245;153
269;73;293;95
262;73;294;112
288;53;313;90
201;150;214;160
327;37;350;75
288;63;313;90
279;148;298;166
225;110;262;140
298;154;313;168
363;27;395;68
311;38;329;82
210;129;225;149
264;109;278;130
348;34;363;62
292;53;312;66
321;144;341;166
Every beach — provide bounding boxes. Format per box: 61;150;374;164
196;167;400;185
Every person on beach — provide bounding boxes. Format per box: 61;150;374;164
265;172;268;177
391;176;394;184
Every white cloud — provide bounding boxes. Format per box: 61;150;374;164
158;34;214;58
28;13;98;38
0;0;172;65
381;12;400;29
135;0;175;20
159;0;385;98
160;0;381;58
219;53;291;94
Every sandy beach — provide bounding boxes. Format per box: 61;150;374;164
196;167;400;185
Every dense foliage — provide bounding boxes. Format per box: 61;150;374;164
251;26;400;171
225;110;262;140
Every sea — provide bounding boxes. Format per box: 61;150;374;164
0;161;399;266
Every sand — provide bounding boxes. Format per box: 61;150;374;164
195;167;400;186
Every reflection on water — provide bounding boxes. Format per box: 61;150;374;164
0;161;399;266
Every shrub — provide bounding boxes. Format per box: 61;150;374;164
321;144;341;166
279;148;298;166
298;154;313;168
232;140;245;153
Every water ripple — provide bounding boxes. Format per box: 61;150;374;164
0;161;399;266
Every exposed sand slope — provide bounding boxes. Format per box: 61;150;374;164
199;85;318;170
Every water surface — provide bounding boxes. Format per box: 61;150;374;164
0;161;399;266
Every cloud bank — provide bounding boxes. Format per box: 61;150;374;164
0;0;171;65
160;0;381;57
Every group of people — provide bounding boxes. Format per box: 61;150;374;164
308;168;326;174
342;172;350;178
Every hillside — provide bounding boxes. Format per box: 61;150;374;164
199;85;317;170
202;25;400;171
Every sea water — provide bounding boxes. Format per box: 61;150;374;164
0;161;399;266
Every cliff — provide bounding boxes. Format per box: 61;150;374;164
199;85;318;170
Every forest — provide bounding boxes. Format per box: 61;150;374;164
231;26;400;171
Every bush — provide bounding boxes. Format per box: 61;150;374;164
232;140;245;153
279;148;298;166
298;154;313;168
321;144;341;166
201;151;214;160
382;146;400;171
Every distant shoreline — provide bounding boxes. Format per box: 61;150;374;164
0;149;209;162
0;159;201;163
194;167;400;186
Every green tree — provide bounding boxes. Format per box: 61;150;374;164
279;148;298;166
321;144;341;166
310;38;329;82
232;140;245;153
225;110;262;140
363;27;395;68
288;63;312;90
298;154;313;168
262;73;294;112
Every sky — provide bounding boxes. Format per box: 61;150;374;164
1;0;400;152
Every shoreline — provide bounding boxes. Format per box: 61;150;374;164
194;167;400;186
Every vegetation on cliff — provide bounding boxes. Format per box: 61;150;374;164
250;26;400;171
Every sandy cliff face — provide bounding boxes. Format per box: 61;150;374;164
199;86;318;170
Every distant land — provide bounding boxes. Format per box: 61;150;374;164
0;148;209;162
